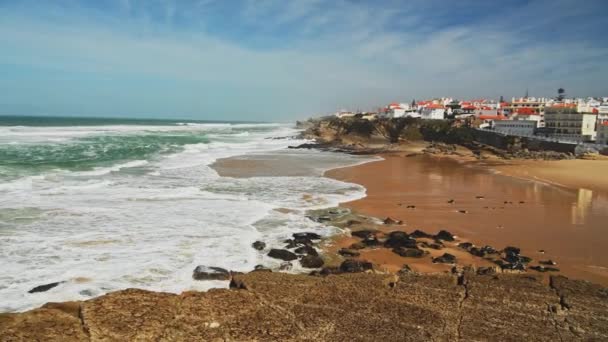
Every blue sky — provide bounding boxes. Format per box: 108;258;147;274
1;0;607;121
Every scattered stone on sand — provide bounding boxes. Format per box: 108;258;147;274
300;255;324;268
351;229;377;239
458;210;468;214
410;229;433;239
392;247;425;258
458;242;474;250
447;199;455;204
406;205;416;209
268;249;298;261
192;266;230;281
339;260;373;273
476;196;485;199
383;217;403;225
294;245;318;256
338;248;360;257
28;281;64;294
433;253;457;264
435;230;455;242
384;231;416;249
530;265;560;273
362;236;381;247
252;241;266;251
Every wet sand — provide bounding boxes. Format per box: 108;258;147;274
326;153;608;285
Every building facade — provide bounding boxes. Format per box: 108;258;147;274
597;122;608;145
544;110;597;142
493;119;537;136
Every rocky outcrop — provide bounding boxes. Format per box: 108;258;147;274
2;272;607;341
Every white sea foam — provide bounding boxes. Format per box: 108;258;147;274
0;122;374;312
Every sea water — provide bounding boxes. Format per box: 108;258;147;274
0;116;374;312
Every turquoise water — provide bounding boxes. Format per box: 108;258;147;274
0;116;267;180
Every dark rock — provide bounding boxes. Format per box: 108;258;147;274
447;199;455;204
435;230;455;242
406;205;416;209
495;259;526;271
293;232;322;240
339;260;373;273
383;231;414;248
318;266;341;276
458;210;468;214
338;248;360;257
349;242;367;250
504;246;521;255
351;229;377;239
28;281;64;294
268;249;298;261
539;260;557;266
192;266;230;281
294;245;318;256
480;245;498;255
428;243;443;250
410;230;433;239
362;236;380;246
253;265;272;272
469;247;486;257
458;242;474;250
279;262;293;271
383;217;403;225
252;241;266;251
293;236;314;246
433;253;457;264
300;255;324;268
317;216;331;222
392;247;425;258
530;265;560;273
476;196;485;199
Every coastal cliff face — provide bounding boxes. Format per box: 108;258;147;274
296;117;577;160
2;271;607;341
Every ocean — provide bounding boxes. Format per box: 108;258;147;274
0;116;374;312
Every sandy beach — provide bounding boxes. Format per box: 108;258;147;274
326;150;608;285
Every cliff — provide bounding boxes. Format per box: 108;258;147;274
2;271;607;341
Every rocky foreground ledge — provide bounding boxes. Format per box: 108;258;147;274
1;271;607;341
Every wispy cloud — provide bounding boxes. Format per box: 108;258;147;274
0;0;606;120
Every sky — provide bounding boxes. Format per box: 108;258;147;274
1;0;607;122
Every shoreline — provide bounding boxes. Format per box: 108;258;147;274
322;142;608;286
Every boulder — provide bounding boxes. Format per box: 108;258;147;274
503;246;521;255
435;230;455;242
530;265;560;273
362;236;381;247
398;265;413;274
410;229;433;239
252;241;266;251
300;255;324;268
294;245;318;256
351;229;377;239
192;266;230;281
458;242;473;250
432;253;457;264
476;266;498;275
293;232;322;240
339;260;373;273
28;281;64;294
268;249;298;261
338;248;360;257
384;231;417;248
392;247;425;258
539;260;557;266
253;265;272;272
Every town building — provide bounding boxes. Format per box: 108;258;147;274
493;119;537;136
597;122;608;145
419;104;446;120
544;107;597;142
